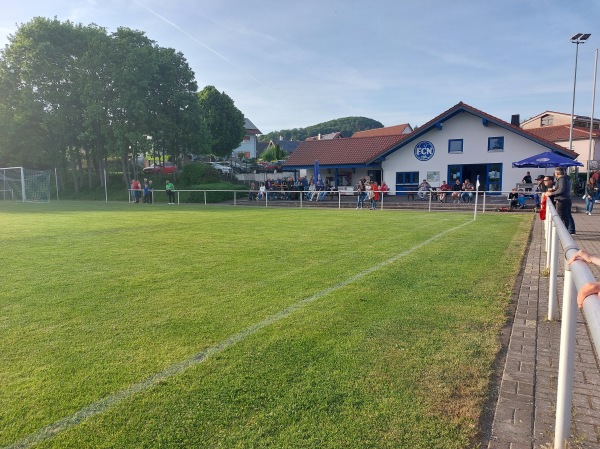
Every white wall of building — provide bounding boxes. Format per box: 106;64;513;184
233;135;257;159
382;111;562;194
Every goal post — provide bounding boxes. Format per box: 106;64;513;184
0;167;51;202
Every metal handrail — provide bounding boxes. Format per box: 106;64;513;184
544;198;600;448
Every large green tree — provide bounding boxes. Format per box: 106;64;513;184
0;18;207;189
197;86;245;159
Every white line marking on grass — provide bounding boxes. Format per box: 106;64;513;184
4;220;472;449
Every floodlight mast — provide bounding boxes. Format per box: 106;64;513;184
568;33;591;157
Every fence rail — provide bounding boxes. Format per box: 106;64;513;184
543;198;600;449
127;188;540;213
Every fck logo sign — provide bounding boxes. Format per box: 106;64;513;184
414;141;435;161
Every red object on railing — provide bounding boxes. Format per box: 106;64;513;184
539;195;547;220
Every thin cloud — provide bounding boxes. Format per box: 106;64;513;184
132;0;269;89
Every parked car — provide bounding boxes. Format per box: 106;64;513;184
207;162;232;174
143;162;177;174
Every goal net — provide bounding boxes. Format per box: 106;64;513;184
0;167;51;202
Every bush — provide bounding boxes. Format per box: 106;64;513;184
179;163;221;185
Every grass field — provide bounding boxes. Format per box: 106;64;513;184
0;202;532;449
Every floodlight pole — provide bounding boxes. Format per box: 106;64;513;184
569;34;591;155
586;48;598;184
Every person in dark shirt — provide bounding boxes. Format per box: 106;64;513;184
546;167;575;234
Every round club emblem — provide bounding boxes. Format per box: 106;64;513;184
414;141;435;161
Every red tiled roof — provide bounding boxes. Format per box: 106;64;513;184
351;124;410;138
524;125;600;142
284;135;407;167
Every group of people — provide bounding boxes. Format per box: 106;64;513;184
130;178;155;204
130;178;175;204
355;177;389;209
249;177;335;202
446;179;475;203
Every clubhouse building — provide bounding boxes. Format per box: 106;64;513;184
283;102;579;194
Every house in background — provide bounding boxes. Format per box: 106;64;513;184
232;118;262;158
520;111;600;172
351;124;413;138
304;132;344;141
284;102;579;194
266;139;301;156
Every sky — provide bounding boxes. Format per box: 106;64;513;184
1;0;599;134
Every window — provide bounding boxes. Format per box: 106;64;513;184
448;139;463;153
395;171;419;193
541;115;553;126
488;136;504;152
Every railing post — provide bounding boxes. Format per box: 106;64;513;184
203;190;207;206
548;221;559;321
428;191;432;212
234;191;236;206
554;268;578;449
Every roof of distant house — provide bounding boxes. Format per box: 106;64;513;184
351;124;412;138
284;135;407;167
244;118;261;135
304;132;343;141
524;125;600;142
256;141;269;158
270;140;301;154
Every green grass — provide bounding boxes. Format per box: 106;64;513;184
0;202;532;448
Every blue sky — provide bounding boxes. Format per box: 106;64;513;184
1;0;599;134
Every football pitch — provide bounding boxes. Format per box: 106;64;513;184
0;202;532;448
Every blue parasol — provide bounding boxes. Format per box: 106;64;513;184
512;151;583;168
314;159;321;182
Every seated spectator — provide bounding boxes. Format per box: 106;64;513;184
508;188;519;209
451;179;462;203
257;182;266;200
439;180;451;203
517;189;526;209
248;182;257;201
380;181;390;196
317;180;331;201
461;179;474;203
418;179;431;200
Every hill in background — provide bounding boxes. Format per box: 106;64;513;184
259;117;384;142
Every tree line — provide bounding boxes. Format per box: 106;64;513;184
0;17;245;191
259;116;384;143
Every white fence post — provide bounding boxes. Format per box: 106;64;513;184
554;268;578;449
548;220;559;321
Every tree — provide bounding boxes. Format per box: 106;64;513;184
259;144;286;162
197;86;245;159
259;116;385;143
0;18;209;190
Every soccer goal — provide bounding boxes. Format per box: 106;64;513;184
0;167;51;202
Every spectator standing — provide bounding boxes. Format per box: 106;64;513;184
584;178;597;215
356;179;366;209
546;167;575;234
371;180;379;209
165;179;175;205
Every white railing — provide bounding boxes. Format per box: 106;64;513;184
127;188;532;212
543;197;600;449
